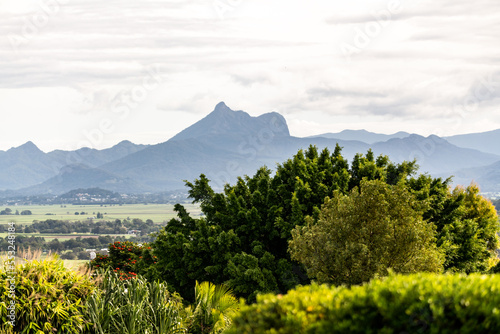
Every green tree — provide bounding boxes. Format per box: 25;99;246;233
289;180;444;285
438;184;499;272
151;145;418;300
0;208;12;215
408;176;500;273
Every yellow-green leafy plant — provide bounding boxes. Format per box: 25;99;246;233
289;180;444;286
227;273;500;333
0;252;94;333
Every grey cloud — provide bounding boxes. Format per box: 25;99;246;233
307;87;385;101
326;0;500;26
348;97;425;117
231;74;273;87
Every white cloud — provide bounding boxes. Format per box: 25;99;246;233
0;0;499;151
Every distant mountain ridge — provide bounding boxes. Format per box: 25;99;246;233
371;134;500;175
445;129;500;156
1;102;500;195
308;129;410;144
20;164;151;195
0;141;147;192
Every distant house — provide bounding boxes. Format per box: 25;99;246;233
128;230;141;235
98;248;109;256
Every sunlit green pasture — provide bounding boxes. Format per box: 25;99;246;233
0;203;201;225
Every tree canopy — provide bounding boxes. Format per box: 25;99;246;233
150;145;499;300
289;180;444;285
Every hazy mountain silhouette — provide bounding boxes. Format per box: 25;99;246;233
1;102;500;195
0;140;146;191
170;102;289;143
371;135;500;175
309;129;410;144
0;141;63;190
451;160;500;193
445;129;500;156
19;164;151;195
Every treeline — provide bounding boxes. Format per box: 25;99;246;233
0;207;31;215
0;234;145;258
494;198;500;212
2;218;160;236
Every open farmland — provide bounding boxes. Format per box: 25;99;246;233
0;233;131;241
0;203;202;225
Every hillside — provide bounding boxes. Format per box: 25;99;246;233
371;135;500;175
445;129;500;156
309;129;410;144
19;164;151;195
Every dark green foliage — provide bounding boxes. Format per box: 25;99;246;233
26;218;159;236
151;145;418;301
227;273;500;334
0;208;12;215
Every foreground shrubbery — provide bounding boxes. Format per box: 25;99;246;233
1;254;237;333
228;273;500;333
0;254;94;333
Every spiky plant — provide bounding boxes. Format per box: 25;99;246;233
84;269;186;334
187;281;239;334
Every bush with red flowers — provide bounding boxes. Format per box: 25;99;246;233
90;241;154;280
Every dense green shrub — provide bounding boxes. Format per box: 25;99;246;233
227;273;500;333
0;255;94;333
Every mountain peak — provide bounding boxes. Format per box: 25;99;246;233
170;103;290;142
214;101;230;111
10;141;43;154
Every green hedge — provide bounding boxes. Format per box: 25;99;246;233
227;273;500;333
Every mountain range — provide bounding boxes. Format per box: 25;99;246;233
1;102;500;196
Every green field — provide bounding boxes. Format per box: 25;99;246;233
0;203;201;225
0;233;132;241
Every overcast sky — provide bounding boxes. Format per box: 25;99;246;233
1;0;500;152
